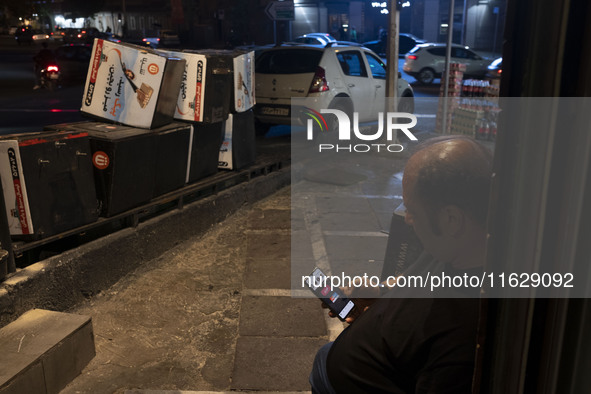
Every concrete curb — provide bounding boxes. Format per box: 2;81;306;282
0;167;291;328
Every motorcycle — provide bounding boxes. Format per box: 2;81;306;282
40;64;60;91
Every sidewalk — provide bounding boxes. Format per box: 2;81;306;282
57;137;417;393
60;186;331;393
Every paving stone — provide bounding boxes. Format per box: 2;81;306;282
324;234;388;262
290;208;306;230
315;196;373;213
0;309;95;394
291;258;319;291
244;258;291;289
239;296;326;337
246;233;290;261
0;353;46;394
318;211;383;232
291;230;315;261
232;337;327;391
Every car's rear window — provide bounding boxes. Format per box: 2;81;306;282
256;49;323;74
427;47;446;56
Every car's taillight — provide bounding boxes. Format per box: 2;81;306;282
309;66;329;93
77;34;82;38
407;55;418;60
47;65;59;72
142;38;147;42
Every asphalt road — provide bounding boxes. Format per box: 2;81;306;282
0;36;87;134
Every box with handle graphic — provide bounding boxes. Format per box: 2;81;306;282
81;39;185;129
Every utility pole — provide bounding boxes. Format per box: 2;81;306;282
385;1;400;112
441;0;455;134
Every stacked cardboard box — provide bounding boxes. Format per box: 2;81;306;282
0;40;260;237
163;49;257;171
80;40;185;129
450;108;484;138
211;50;256;170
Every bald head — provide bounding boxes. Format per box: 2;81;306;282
404;137;493;229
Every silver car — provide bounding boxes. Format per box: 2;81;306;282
403;43;490;84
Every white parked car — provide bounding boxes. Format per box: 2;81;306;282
403;43;490;84
255;43;414;133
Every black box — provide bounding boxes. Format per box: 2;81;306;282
86;126;157;217
187;122;224;183
192;49;255;113
0;131;99;238
46;121;194;208
153;123;192;196
219;110;256;170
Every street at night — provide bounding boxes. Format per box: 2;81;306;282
0;0;590;393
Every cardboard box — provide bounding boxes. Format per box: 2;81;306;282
219;110;256;170
195;49;255;113
160;50;232;124
0;131;99;237
163;49;255;122
81;39;185;129
229;50;255;112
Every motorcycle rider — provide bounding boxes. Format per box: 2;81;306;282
33;42;56;90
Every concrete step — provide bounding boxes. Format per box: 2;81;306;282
0;309;95;394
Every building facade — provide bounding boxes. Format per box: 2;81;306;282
14;0;504;52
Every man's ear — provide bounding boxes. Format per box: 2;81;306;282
438;205;465;237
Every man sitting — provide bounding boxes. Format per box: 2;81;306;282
310;136;493;393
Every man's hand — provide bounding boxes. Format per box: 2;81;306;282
322;286;380;324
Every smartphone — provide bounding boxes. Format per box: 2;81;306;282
305;268;356;321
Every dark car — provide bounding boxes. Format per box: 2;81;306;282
78;27;101;43
62;28;82;43
15;26;33;45
54;44;92;83
363;33;426;57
